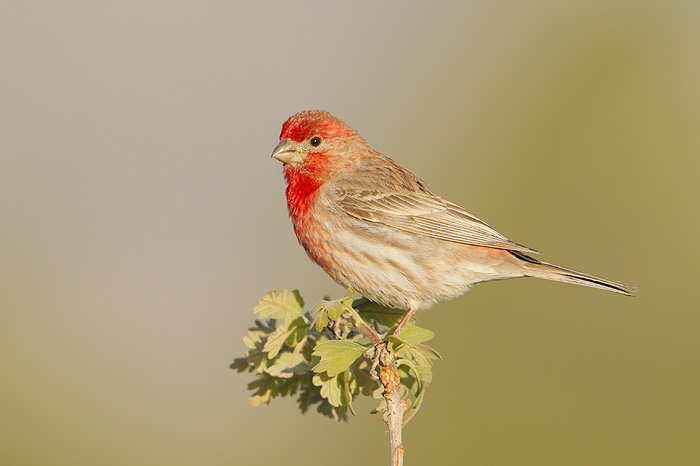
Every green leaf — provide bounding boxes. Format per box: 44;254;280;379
344;373;356;416
312;340;365;377
325;300;345;321
396;324;435;345
415;343;442;360
230;357;250;372
403;386;426;424
415;362;433;385
312;372;344;407
245;348;269;374
262;324;294;359
285;317;308;347
352;360;380;396
316;399;348;421
315;312;329;332
310;289;354;332
297;383;320;414
242;323;269;350
395;343;435;385
354;298;406;328
254;289;304;320
311;300;331;332
248;375;278;407
396;358;432;424
267;352;309;378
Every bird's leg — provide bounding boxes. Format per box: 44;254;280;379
340;302;393;378
363;307;416;379
391;307;415;337
365;307;416;377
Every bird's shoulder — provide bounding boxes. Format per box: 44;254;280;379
330;154;432;197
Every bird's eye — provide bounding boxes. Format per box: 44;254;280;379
310;136;322;147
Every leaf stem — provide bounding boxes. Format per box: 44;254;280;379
344;305;383;345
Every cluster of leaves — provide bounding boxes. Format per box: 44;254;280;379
231;288;440;422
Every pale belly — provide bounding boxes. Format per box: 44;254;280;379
305;218;524;311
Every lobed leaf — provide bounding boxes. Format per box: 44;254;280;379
312;340;365;377
312;373;344;407
262;324;295;359
267;352;309;378
311;300;331;332
254;289;304;319
230;357;251;372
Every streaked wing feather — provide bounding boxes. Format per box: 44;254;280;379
337;190;540;254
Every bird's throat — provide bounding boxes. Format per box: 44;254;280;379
284;166;322;221
283;165;333;270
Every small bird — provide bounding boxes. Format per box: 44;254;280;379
271;110;636;334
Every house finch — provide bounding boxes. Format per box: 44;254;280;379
271;110;636;334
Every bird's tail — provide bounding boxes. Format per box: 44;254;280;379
511;251;637;296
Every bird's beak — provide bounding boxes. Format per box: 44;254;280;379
271;138;303;164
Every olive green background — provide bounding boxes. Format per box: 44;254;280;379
2;2;698;465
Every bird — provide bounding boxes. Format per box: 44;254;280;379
271;110;636;335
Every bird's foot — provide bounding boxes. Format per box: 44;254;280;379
365;340;394;379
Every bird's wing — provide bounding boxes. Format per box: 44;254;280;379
334;187;540;254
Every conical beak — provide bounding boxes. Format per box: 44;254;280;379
271;138;303;164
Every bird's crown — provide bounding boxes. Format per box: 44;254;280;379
280;110;356;142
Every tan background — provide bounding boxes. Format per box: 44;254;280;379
2;1;698;465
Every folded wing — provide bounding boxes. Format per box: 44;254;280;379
334;185;540;255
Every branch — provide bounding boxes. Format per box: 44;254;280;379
347;305;408;466
380;360;409;466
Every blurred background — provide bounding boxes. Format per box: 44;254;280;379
1;1;698;465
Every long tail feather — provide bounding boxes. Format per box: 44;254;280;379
511;251;637;296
